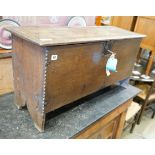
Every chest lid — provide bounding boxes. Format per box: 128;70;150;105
6;26;145;46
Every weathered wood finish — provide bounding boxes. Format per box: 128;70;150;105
104;38;141;86
45;42;105;112
74;99;131;139
12;36;46;131
6;26;145;46
45;39;141;112
8;26;144;131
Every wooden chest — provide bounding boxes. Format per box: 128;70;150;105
7;26;145;131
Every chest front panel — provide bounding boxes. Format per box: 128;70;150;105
44;39;141;112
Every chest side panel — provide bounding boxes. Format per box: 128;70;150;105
12;36;46;129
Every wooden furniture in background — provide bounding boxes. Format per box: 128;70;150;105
0;49;13;95
134;16;155;75
75;99;131;139
124;101;141;133
7;26;144;132
95;16;102;26
135;79;155;124
110;16;137;31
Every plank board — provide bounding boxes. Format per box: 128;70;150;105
6;26;145;46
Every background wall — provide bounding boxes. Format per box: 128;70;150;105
3;16;95;26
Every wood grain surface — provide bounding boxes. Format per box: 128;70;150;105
10;26;144;131
45;39;141;112
6;26;145;46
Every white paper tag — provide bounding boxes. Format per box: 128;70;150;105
106;54;118;76
51;55;58;61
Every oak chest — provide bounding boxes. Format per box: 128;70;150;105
7;26;145;131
